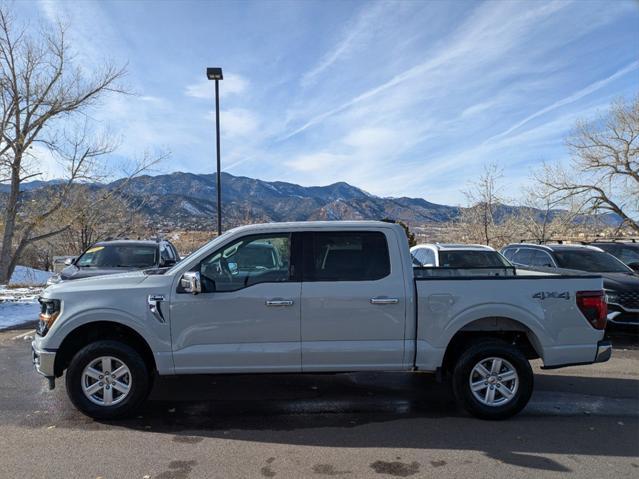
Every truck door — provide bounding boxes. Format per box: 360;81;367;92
169;232;302;373
300;230;407;371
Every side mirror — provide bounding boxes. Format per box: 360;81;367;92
180;271;202;294
64;257;76;266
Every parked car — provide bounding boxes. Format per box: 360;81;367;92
33;221;610;420
411;243;512;267
47;239;180;285
411;243;514;277
501;243;639;327
586;240;639;273
52;256;77;274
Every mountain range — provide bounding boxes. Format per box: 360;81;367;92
107;172;463;228
1;171;621;230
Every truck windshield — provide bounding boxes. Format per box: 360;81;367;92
553;250;632;273
438;251;511;268
76;244;158;268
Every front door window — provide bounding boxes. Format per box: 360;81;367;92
199;234;291;292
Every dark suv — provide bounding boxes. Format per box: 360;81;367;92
47;239;180;285
501;243;639;328
585;241;639;273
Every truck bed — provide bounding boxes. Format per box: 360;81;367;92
410;268;605;372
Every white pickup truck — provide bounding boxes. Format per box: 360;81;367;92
32;221;611;420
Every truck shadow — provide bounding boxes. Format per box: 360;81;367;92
94;371;639;473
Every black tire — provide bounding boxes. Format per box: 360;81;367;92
65;340;150;420
452;340;533;420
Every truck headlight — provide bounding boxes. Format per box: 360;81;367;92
37;299;61;336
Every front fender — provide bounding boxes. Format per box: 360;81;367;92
43;305;172;357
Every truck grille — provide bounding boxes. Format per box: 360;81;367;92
617;291;639;309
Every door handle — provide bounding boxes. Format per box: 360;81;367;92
265;299;294;307
370;297;399;305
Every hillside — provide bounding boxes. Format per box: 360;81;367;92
108;172;461;229
1;172;621;230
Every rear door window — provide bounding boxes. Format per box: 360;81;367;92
511;248;534;266
305;232;390;281
528;250;555;267
617;246;639;264
412;248;436;266
502;248;516;261
160;244;174;263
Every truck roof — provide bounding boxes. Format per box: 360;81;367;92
227;220;400;234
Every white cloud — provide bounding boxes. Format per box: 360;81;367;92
492;60;639;139
37;0;59;23
185;73;249;99
138;95;168;106
301;2;390;87
287;152;347;173
205;108;260;138
343;127;397;151
282;1;571;140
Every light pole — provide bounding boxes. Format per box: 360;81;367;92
207;67;223;235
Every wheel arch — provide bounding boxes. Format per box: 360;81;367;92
441;316;543;375
54;321;157;377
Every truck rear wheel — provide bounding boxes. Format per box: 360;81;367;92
65;340;150;419
452;340;533;420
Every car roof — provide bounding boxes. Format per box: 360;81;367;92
412;243;496;252
502;243;604;253
94;240;161;247
591;241;639;247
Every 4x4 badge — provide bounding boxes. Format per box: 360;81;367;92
533;291;570;300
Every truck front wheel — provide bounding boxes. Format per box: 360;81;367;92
65;340;150;419
452;340;533;420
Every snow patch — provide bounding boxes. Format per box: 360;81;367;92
0;302;39;330
263;183;280;193
181;200;205;216
8;266;53;286
0;283;45;330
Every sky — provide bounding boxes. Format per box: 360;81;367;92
17;0;639;205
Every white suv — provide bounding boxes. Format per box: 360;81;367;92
410;243;509;267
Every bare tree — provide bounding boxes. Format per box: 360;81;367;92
459;162;508;246
0;7;159;282
511;183;586;244
54;186;148;254
537;95;639;233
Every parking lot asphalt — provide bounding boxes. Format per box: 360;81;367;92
1;328;638;479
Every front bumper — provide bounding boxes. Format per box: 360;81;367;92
607;308;639;327
32;341;56;388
